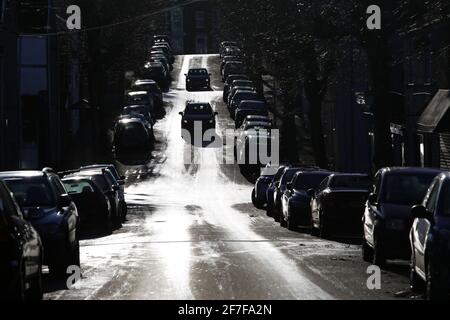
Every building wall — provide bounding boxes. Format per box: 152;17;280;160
0;0;21;170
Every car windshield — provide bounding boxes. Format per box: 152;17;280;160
185;104;212;115
381;173;438;205
294;173;330;191
117;124;148;145
280;170;299;185
89;175;110;191
126;94;149;105
189;69;207;75
63;180;95;194
330;176;371;189
5;177;55;207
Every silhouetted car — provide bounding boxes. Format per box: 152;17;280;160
221;56;243;74
151;45;174;64
179;102;218;135
80;164;126;221
0;169;80;277
185;68;211;91
144;62;169;90
123;105;155;130
228;90;262;118
221;46;242;59
0;181;43;300
219;41;238;56
113;117;153;156
223;74;250;102
252;165;280;209
223;61;245;82
281;170;332;230
409;172;450;299
150;52;172;72
227;86;256;105
362;167;443;267
235;121;272;158
241;115;272;128
235;100;268;128
116;113;154;140
271;167;304;222
125;91;154;115
153;34;170;45
62;176;113;235
237;134;274;175
71;169;122;229
310;173;371;237
266;166;290;217
133;79;164;111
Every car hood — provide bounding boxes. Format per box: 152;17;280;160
379;203;413;220
183;114;214;121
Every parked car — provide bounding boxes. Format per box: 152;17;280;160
79;164;127;222
362;167;443;266
219;41;238;56
227;85;256;106
223;74;250;102
221;46;242;59
113;117;154;156
151;45;174;64
133;79;164;112
143;62;169;90
223;61;245;82
221;56;243;74
252;165;280;209
280;170;332;230
409;172;450;299
153;34;170;45
241;115;272;127
266;166;290;217
62;176;113;235
237;134;274;175
185;68;211;91
0;169;80;277
235;100;268;128
228;90;262;118
235;121;273;159
310;173;371;237
179;102;218;135
271;167;304;222
125;91;155;115
0;181;43;300
71;169;122;229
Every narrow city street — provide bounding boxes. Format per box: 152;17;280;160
44;54;412;300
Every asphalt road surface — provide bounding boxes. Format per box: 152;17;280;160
44;55;416;300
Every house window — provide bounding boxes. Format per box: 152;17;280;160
195;11;205;29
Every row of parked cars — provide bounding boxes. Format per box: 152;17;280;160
251;164;450;299
113;35;173;157
0;163;126;300
219;41;274;173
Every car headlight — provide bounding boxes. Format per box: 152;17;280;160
209;120;214;124
187;79;191;82
183;120;188;124
386;219;405;230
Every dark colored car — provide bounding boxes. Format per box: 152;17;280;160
132;79;164;112
280;171;332;230
151;45;174;64
271;167;304;222
80;164;126;221
310;173;371;238
223;61;245;82
72;169;122;229
125;91;155;115
113;117;153;156
0;181;43;300
235;100;268;128
221;56;243;74
227;86;256;106
409;172;450;299
228;90;262;118
241;115;272;128
362;167;443;267
185;68;210;91
123;105;154;126
266;166;290;217
143;62;168;90
0;169;80;277
153;34;170;44
179;102;218;134
62;176;113;235
252;165;280;209
223;74;250;102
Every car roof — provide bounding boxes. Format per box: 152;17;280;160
379;167;444;175
127;91;147;96
0;171;46;179
239;100;264;105
245;121;271;127
135;79;156;85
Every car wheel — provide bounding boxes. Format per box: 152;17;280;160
362;238;374;262
426;258;446;300
266;205;273;217
372;235;386;267
273;206;281;222
25;258;43;300
280;214;287;227
319;215;330;239
409;252;424;293
251;189;259;208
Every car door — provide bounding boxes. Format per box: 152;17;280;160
414;179;439;275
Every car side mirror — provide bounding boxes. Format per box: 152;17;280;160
411;205;431;219
179;112;183;116
112;185;120;192
118;180;125;186
307;189;315;197
59;194;72;208
120;175;126;180
368;193;378;205
184;73;187;76
214;112;218;116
